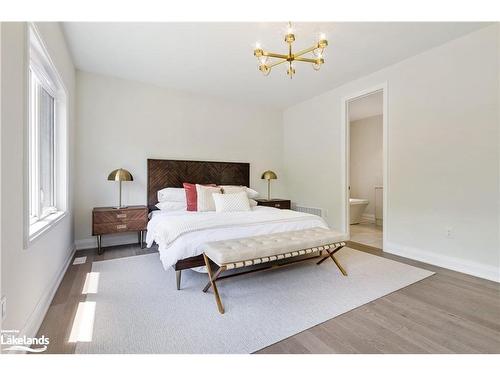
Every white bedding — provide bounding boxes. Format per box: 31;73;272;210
146;206;329;269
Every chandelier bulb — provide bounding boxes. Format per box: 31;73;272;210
313;57;324;71
313;47;324;58
259;64;271;76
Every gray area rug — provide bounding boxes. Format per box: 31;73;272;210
76;248;433;353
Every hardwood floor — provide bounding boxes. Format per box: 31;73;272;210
36;244;157;354
36;242;500;354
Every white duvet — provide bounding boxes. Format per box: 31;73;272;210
146;206;329;269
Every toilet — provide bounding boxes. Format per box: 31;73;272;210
350;198;369;224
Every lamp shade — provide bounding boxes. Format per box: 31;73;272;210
261;170;277;180
107;168;133;182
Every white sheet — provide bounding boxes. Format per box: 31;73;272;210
146;206;329;269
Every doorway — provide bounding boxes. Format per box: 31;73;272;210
342;85;387;249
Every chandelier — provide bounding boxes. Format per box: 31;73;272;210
253;22;328;79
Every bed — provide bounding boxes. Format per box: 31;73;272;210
145;159;329;288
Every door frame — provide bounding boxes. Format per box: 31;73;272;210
340;83;388;248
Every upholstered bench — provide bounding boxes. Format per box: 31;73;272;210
202;227;349;314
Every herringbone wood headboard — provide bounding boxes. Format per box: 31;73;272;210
147;159;250;211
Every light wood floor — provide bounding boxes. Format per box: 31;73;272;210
350;222;383;249
36;242;500;354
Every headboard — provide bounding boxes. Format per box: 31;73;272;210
147;159;250;210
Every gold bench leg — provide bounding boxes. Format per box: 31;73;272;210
331;255;347;276
202;266;224;293
203;253;225;314
316;245;347;276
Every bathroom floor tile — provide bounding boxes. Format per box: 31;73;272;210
350;223;383;249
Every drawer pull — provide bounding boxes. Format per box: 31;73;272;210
274;204;281;207
116;214;127;219
116;224;127;230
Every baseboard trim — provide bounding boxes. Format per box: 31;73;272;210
75;238;96;250
18;244;76;344
75;232;138;250
384;241;499;283
361;213;375;223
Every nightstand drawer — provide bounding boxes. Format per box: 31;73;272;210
255;199;291;210
270;202;290;209
93;220;147;235
93;208;147;224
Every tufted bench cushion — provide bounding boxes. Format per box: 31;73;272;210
205;227;349;268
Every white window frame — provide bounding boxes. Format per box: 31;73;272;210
24;23;69;247
29;65;57;223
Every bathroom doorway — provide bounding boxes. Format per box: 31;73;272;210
344;86;386;249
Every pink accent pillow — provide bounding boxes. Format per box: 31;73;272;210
183;182;216;211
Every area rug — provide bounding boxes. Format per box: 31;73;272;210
75;248;433;353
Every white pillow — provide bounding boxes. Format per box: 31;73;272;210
213;192;251;213
157;187;186;203
246;188;259;199
249;199;258;207
196;184;222;212
221;185;259;199
155;201;187;211
221;185;245;194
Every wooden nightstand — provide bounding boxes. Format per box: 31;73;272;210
255;198;291;210
92;205;148;254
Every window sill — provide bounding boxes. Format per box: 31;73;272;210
28;210;67;246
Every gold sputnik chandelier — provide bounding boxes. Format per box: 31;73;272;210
253;22;328;79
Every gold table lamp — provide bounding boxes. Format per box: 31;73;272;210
108;168;133;208
261;170;277;200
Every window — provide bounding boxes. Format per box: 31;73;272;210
29;66;57;222
27;24;68;243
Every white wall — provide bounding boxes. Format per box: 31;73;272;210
74;71;285;248
498;25;500;283
350;115;383;217
0;21;3;335
283;25;499;281
1;23;75;336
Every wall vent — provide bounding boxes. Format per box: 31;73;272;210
293;204;323;217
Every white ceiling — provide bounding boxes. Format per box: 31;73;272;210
62;22;488;109
349;91;383;122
